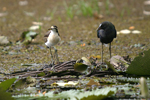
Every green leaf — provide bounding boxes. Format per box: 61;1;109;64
0;78;16;91
105;61;119;74
13;78;26;89
74;63;88;73
20;30;38;44
37;72;45;77
26;31;37;36
12;87;116;99
126;49;150;75
0;89;15;100
25;35;32;41
0;78;16;100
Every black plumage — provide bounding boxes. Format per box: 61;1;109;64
97;21;117;63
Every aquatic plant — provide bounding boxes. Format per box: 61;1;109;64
126;49;150;75
64;1;74;19
0;78;16;100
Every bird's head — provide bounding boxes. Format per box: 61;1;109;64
48;25;58;32
97;21;109;31
97;24;102;31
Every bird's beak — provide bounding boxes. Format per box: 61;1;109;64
97;27;100;31
97;24;102;31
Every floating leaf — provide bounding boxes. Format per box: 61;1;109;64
105;60;119;74
13;78;26;89
81;57;91;65
80;87;116;100
87;79;100;86
0;78;16;91
12;87;116;100
126;49;150;75
0;89;15;100
74;63;88;73
37;72;45;77
110;55;129;72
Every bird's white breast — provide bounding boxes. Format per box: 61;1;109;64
45;31;61;47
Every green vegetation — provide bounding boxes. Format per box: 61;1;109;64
64;1;74;19
0;0;149;99
126;49;150;75
105;0;110;15
46;7;57;19
63;0;100;19
78;0;93;17
0;78;16;100
0;78;16;91
37;72;46;77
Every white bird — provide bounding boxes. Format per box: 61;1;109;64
45;25;61;67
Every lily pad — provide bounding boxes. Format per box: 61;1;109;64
0;78;16;91
81;57;91;65
87;79;100;86
74;63;88;73
126;49;150;75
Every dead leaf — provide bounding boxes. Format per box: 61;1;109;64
87;79;100;86
93;12;103;19
129;26;135;30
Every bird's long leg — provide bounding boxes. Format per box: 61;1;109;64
49;47;54;66
109;43;111;59
51;47;59;71
101;43;103;63
54;46;59;64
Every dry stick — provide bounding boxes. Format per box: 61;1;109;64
52;60;76;68
10;71;43;78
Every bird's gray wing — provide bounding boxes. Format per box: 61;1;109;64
44;30;51;37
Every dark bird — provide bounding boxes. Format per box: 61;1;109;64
45;25;61;69
97;21;117;63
